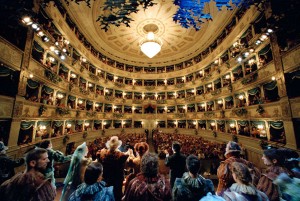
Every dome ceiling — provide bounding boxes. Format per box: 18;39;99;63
65;0;236;67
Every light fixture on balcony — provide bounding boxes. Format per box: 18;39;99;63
140;24;162;58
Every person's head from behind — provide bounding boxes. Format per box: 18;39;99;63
186;155;200;175
39;140;52;149
84;162;103;185
141;152;158;177
25;148;49;172
134;142;149;157
231;162;252;185
172;141;181;153
262;148;285;166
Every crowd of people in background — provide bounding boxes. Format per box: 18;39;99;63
0;133;299;201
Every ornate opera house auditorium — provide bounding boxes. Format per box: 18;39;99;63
0;0;299;173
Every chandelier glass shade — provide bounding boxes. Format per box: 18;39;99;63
140;32;162;58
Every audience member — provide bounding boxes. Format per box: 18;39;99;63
0;141;25;185
61;142;90;201
0;148;56;201
123;152;171;201
222;162;268;201
68;162;115;201
257;149;293;201
39;140;72;188
97;136;131;201
172;155;214;201
165;141;187;188
217;141;260;196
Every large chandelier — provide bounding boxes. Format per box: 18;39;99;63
139;24;162;58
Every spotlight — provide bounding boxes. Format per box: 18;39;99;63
267;28;273;33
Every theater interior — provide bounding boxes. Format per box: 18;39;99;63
0;0;299;187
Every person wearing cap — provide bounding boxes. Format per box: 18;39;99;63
216;141;260;196
257;148;294;201
97;136;131;201
0;141;25;185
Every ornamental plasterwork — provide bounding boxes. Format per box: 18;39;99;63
175;83;185;89
184;96;195;102
145;86;155;91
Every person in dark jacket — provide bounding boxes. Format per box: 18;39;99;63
0;141;25;185
172;155;215;201
165;141;186;188
68;162;115;201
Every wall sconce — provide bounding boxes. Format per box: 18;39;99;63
155;94;158;98
201;104;205;107
211;122;216;126
271;76;276;81
103;122;107;125
218;100;223;104
71;73;77;78
39;125;46;130
267;28;273;33
37;31;44;37
193;121;197;125
237;57;242;62
66;123;71;128
97;69;101;73
183;106;187;110
141;122;144;125
248;59;255;65
230;123;235;128
207;84;212;88
225;75;230;79
84;122;90;127
155;121;158;125
249;48;255;53
260;34;268;41
257;125;264;129
214;59;219;64
199;70;203;75
132;79;136;85
95;103;99;107
29;73;33;78
239;95;244;100
164;106;167;111
78;100;83;104
22;16;33;25
57;94;64;99
244;52;249;57
50;46;55;51
88;83;93;87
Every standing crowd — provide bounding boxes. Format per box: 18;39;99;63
0;136;299;201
